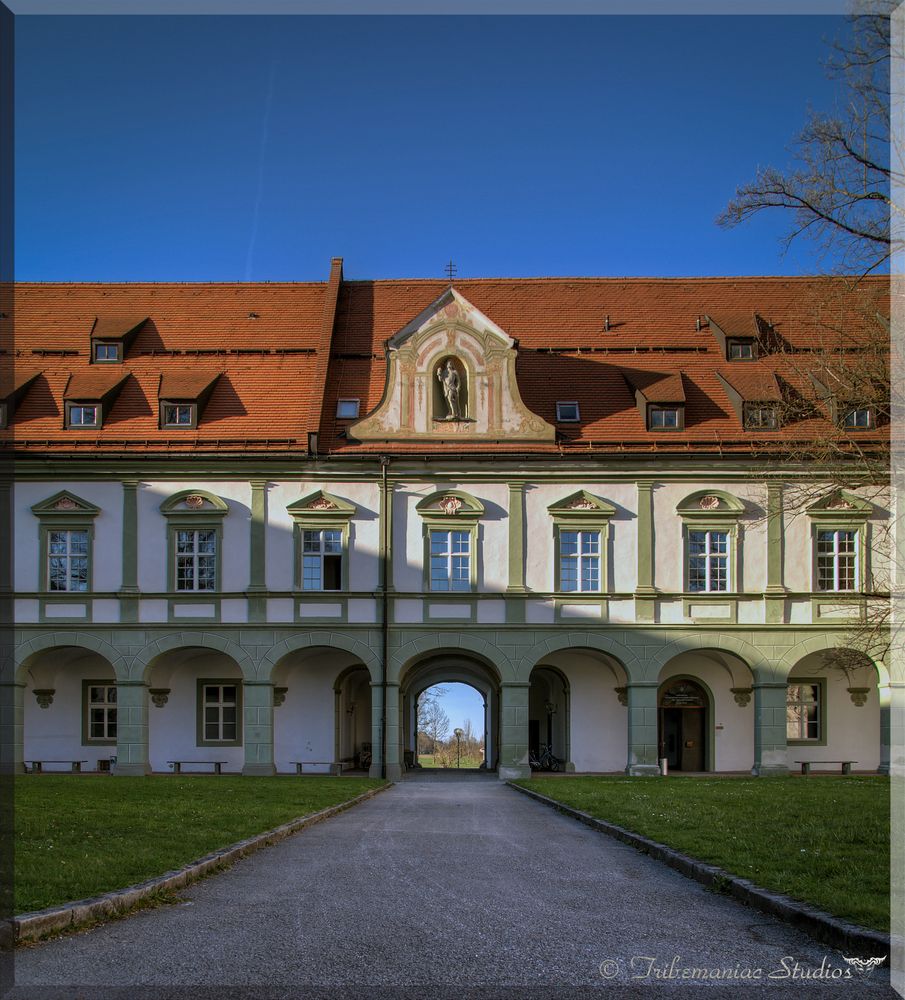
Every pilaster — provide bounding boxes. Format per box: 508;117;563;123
625;682;661;775
247;480;268;623
634;481;656;622
0;682;25;773
499;682;530;780
752;681;789;776
242;680;276;775
765;481;787;624
119;480;139;623
114;680;150;776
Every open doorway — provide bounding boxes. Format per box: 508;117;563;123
416;682;486;769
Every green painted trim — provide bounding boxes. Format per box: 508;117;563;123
785;676;828;748
766;482;785;594
37;521;95;597
806;489;872;519
249;480;267;590
415;489;485;520
657;674;716;773
82;678;117;747
553;595;608;624
551;522;610;595
167;596;222;623
682;596;738;624
507;482;526;592
546;489;617;518
635;481;654;595
675;489;745;517
680;521;740;595
31;490;101;519
287;490;357;520
291;521;351;592
809;521;869;594
294;595;349;623
810;596;867;622
422;522;479;593
165;520;224;595
159;489;229;516
38;595;94;624
121;480;139;597
423;596;478;622
196;678;243;748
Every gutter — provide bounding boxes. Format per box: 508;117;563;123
380;454;390;778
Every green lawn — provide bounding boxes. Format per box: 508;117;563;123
14;775;384;914
514;776;889;931
417;754;482;769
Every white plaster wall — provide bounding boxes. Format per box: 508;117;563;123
23;650;115;768
147;652;244;773
659;652;756;772
14;481;123;592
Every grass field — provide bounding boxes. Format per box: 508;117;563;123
417;754;483;769
14;775;384;914
514;775;889;931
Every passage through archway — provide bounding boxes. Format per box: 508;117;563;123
658;678;710;772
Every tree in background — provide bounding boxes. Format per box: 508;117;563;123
417;686;450;758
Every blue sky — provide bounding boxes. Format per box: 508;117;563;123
15;14;851;281
425;683;485;738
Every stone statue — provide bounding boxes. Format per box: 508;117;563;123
437;359;462;420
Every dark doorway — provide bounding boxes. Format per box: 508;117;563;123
659;679;708;772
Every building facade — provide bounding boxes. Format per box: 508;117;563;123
4;261;891;778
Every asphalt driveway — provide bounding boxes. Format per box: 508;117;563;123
9;773;897;999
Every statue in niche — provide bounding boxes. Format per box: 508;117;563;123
436;359;463;420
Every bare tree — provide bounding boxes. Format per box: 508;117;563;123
417;686;450;757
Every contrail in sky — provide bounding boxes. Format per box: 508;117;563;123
244;59;279;281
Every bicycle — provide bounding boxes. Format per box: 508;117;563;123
528;743;561;771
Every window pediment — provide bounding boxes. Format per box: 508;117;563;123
416;490;485;522
287;490;356;522
547;490;616;520
160;490;229;517
676;490;745;519
32;490;101;519
806;490;872;520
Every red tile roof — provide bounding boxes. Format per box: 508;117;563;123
3;269;889;458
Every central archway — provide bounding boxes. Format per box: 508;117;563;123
399;652;501;774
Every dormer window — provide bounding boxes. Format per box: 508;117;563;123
162;403;196;428
743;403;778;430
336;398;360;419
648;405;683;430
93;342;121;363
727;339;755;361
842;405;873;429
67;403;100;429
556;401;580;422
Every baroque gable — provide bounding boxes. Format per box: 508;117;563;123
348;288;555;444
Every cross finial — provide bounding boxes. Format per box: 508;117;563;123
445;260;457;282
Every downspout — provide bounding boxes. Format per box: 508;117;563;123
380;455;390;779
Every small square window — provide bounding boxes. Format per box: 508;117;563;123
336;399;360;419
743;403;777;430
728;340;755;360
842;406;872;429
163;403;196;427
94;342;121;363
556;401;580;422
648;406;681;430
68;404;99;428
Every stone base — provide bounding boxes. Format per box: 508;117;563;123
113;762;151;776
384;763;403;781
751;765;790;777
625;764;661;777
564;761;576;773
242;763;276;777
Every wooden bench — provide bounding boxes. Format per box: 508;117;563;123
167;761;227;775
290;761;336;775
24;760;87;774
794;760;857;775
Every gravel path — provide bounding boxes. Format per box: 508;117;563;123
9;772;897;999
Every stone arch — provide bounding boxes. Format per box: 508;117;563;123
645;632;766;683
133;631;255;684
657;673;716;773
517;632;639;682
264;632;380;684
777;634;888;685
13;631;125;684
390;631;513;684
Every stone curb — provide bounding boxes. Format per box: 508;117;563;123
14;782;392;944
507;781;890;961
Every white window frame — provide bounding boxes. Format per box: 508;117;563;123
558;528;601;593
429;529;471;593
786;680;824;744
842;405;873;430
648;405;682;430
687;529;729;593
743;403;778;430
727;339;755;360
67;403;100;428
162;402;196;427
93;342;121;363
555;401;580;422
198;681;242;746
336;398;360;419
815;528;859;592
175;528;218;592
302;528;344;591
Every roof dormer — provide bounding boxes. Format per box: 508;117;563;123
158;371;221;429
89;316;147;364
62;371;129;429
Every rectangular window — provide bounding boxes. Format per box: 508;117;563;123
842;406;872;429
336;399;360;419
302;529;343;590
688;529;728;592
175;528;217;591
68;404;99;428
202;683;239;743
48;529;89;591
728;340;755;360
816;529;857;591
163;403;195;426
744;403;777;429
559;529;601;592
786;682;821;741
94;343;120;363
430;529;471;592
86;683;117;742
648;406;681;430
556;401;580;422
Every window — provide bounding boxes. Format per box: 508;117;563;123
430;529;470;592
559;529;600;592
688;529;728;592
786;681;822;742
48;529;89;591
93;342;120;363
67;403;99;428
336;399;360;419
648;406;681;430
84;682;117;744
842;406;872;429
728;340;755;360
743;403;777;430
816;529;858;591
556;401;580;422
162;403;195;427
302;529;343;590
198;681;242;746
175;529;217;591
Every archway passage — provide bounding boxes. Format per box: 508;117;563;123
416;683;486;769
400;653;500;775
528;666;570;771
658;678;709;772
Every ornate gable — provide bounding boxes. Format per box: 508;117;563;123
348;288;555;444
